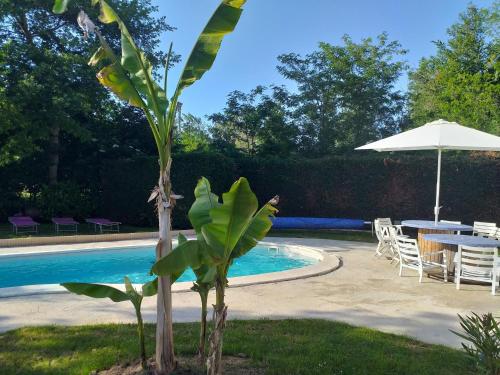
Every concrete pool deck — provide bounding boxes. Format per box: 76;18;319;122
0;237;497;348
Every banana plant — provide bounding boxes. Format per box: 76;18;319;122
51;1;247;373
61;277;158;370
152;177;278;375
176;232;216;362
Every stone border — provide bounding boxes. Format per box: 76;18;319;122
0;230;193;248
0;240;340;298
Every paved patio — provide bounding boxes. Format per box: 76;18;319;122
0;237;497;348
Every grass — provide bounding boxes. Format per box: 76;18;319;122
0;320;473;375
0;223;157;239
268;229;377;243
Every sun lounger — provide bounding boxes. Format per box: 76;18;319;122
85;218;121;234
52;217;79;234
8;216;39;234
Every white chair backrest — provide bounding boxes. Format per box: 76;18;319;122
374;218;392;241
458;245;495;276
493;227;500;241
440;220;462;234
473;221;497;237
388;226;399;248
395;236;420;265
376;218;392;226
440;220;461;225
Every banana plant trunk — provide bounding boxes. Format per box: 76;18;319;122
134;304;148;370
206;276;227;375
198;288;209;362
156;160;176;374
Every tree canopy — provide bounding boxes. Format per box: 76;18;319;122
0;0;173;183
408;4;499;134
209;33;408;156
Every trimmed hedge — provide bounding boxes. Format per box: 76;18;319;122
100;153;238;228
99;152;499;228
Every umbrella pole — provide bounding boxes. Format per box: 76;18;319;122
434;148;442;224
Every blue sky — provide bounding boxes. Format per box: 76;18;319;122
153;0;493;118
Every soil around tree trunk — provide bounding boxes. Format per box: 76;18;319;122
94;356;265;375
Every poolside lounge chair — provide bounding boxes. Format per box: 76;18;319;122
456;245;497;295
395;235;447;283
85;218;121;234
8;216;39;234
52;217;79;234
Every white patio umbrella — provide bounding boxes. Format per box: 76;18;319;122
356;119;500;223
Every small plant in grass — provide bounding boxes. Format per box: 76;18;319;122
451;312;500;375
152;177;278;375
61;277;157;371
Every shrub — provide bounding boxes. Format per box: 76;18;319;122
451;312;500;375
37;182;95;220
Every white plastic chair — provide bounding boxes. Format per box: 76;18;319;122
456;245;497;295
493;227;500;240
440;220;462;235
374;218;392;257
387;226;401;264
473;221;497;238
494;249;500;296
395;236;448;283
440;220;461;272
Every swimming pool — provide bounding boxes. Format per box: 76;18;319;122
0;245;317;288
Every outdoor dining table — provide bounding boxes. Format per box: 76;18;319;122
423;234;500;274
422;234;500;248
401;220;474;263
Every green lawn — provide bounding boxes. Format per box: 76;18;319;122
268;229;377;243
0;320;472;375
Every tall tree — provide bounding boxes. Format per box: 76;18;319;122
0;0;172;184
174;113;211;153
409;4;499;133
209;85;297;156
278;33;408;154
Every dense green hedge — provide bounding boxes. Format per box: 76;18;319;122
100;153;238;228
98;152;499;228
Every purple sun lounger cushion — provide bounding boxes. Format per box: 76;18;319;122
8;216;40;234
85;218;121;225
8;216;39;227
52;217;79;225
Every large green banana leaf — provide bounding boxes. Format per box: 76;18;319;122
151;238;202;278
188;178;220;283
231;197;278;259
96;63;144;108
61;282;129;302
188;177;220;233
95;0;168;119
201;177;258;261
141;277;158;297
174;0;247;98
53;0;70;13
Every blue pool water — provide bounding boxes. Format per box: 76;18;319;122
0;246;316;288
